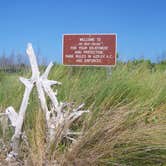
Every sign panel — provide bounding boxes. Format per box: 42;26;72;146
63;34;116;66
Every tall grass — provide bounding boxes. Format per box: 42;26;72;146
0;61;166;165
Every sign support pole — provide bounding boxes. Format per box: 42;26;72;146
107;66;112;77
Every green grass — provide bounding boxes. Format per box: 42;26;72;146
0;61;166;165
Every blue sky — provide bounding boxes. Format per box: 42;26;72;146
0;0;166;63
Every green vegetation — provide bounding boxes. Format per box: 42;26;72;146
0;60;166;165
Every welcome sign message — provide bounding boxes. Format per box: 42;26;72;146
63;34;116;66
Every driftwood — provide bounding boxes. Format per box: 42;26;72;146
3;43;89;160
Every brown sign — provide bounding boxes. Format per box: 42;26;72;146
63;34;116;66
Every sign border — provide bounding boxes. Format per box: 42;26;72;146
62;33;117;67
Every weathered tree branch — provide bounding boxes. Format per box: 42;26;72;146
26;43;51;124
6;76;33;160
5;43;89;160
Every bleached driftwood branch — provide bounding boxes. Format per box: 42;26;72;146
5;43;89;160
26;43;50;125
5;71;34;160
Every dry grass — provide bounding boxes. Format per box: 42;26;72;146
23;109;46;166
62;105;166;166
